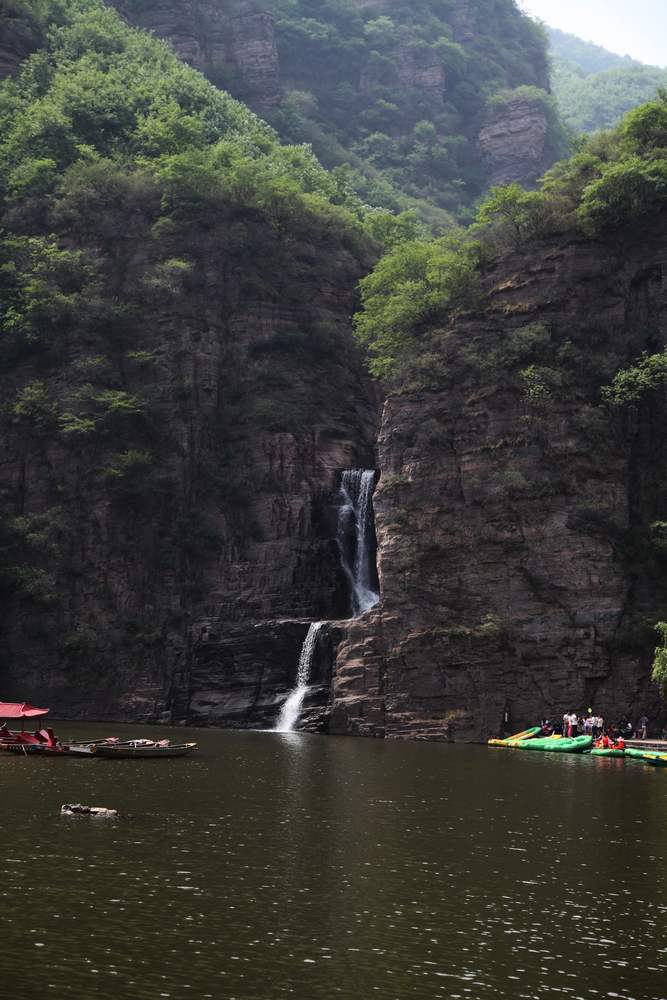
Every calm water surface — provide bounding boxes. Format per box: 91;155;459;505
1;725;666;1000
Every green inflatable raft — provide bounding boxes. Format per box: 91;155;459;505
624;748;657;759
589;747;666;762
505;735;593;753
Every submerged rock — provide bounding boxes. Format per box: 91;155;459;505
61;804;119;818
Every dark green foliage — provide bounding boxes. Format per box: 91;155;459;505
354;92;667;382
262;0;555;225
0;0;370;361
0;0;377;629
472;183;547;248
0;506;63;604
652;622;667;692
602;350;667;405
354;233;481;378
510;93;667;236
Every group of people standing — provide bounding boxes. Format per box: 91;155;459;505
539;712;651;740
562;712;608;739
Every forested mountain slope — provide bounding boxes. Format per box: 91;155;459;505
547;27;640;76
548;26;667;135
0;0;379;721
104;0;566;226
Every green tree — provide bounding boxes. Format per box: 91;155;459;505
474;184;546;247
602;350;667;404
355;235;480;378
652;622;667;693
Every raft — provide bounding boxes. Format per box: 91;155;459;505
640;752;667;767
524;735;592;753
623;747;655;759
488;726;541;747
504;735;593;754
590;748;626;757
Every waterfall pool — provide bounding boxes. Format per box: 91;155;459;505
1;723;665;999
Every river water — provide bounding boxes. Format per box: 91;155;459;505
1;725;666;1000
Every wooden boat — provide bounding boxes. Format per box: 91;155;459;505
87;741;198;759
0;704;195;759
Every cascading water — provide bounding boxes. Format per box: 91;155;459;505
274;469;379;732
337;469;380;616
274;622;324;733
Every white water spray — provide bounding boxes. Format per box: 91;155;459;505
337;469;380;616
274;622;324;733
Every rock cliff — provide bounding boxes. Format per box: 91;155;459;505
0;1;44;78
330;219;667;740
478;98;550;187
0;0;387;732
108;0;280;106
0;239;379;723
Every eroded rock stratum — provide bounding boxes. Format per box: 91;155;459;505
331;221;667;740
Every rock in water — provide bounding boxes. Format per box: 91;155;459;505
61;804;119;818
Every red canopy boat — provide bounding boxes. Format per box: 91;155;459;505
0;702;49;720
0;702;57;751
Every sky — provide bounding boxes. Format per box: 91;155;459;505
519;0;667;67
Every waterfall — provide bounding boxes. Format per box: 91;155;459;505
273;468;379;732
274;622;324;733
337;469;380;617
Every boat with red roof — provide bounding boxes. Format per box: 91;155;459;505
0;702;197;757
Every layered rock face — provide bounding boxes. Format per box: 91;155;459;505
109;0;280;106
0;206;378;726
478;99;550;187
331;220;667;740
189;618;343;730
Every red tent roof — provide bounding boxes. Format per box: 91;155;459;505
0;702;49;719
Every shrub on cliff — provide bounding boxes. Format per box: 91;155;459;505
602;350;667;405
354;92;667;382
354;234;481;379
472;183;547;248
652;623;667;693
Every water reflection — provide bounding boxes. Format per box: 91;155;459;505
0;727;665;998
